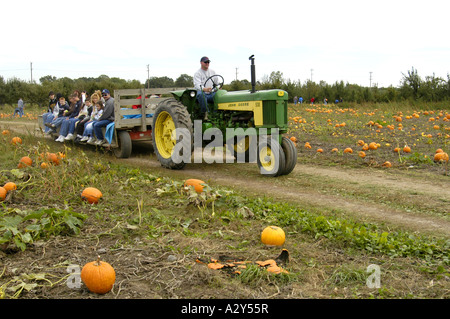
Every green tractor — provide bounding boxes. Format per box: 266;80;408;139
152;55;297;176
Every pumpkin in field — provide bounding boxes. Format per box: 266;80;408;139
11;137;22;145
3;182;17;192
2;130;10;135
18;156;32;168
358;151;366;158
0;187;6;201
81;187;103;204
81;256;116;294
46;152;60;165
403;146;411;153
40;162;49;169
343;147;353;154
368;142;378;150
184;179;206;193
261;226;286;247
434;152;449;163
382;161;392;168
290;136;297;143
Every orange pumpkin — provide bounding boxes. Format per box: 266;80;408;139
3;182;17;192
403;146;411;153
368;142;378;150
81;256;116;294
2;130;10;135
184;179;206;193
434;152;449;163
358;151;366;158
382;161;392;168
81;187;103;204
0;187;6;201
290;136;297;143
46;152;60;165
40;162;49;169
18;156;32;168
261;226;286;247
11;137;22;145
343;147;353;154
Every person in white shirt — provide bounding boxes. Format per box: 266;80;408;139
193;56;218;120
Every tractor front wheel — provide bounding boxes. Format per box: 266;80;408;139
257;137;286;177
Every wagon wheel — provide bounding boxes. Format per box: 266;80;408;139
280;137;297;175
257;137;286;177
152;98;193;169
113;130;132;158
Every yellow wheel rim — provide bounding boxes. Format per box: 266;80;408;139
234;136;251;153
259;145;275;171
154;111;176;159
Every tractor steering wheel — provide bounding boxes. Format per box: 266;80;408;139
204;74;224;93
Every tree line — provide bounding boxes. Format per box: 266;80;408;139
1;67;449;107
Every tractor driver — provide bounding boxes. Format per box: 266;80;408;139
194;56;218;120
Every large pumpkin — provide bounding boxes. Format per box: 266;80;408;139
81;187;103;204
434;152;449;163
81;256;116;294
18;156;32;168
3;182;17;192
184;179;206;193
261;226;286;247
0;187;6;201
11;137;22;145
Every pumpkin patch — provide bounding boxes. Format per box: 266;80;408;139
80;256;116;294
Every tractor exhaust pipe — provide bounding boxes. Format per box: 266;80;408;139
249;55;256;93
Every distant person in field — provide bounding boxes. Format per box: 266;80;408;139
14;98;24;117
299;96;303;104
310;97;315;105
194;56;218;120
293;96;298;105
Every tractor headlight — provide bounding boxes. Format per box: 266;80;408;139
190;91;196;98
278;91;285;97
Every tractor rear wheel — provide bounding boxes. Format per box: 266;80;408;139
152;98;193;169
257;137;286;177
280;136;297;175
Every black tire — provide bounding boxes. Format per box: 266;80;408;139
113;130;132;158
152;98;193;169
257;137;286;177
280;137;297;175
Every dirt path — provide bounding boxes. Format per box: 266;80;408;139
3;120;450;237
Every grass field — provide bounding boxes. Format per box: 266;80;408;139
0;102;449;300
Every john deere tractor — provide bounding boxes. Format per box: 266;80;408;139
151;55;297;176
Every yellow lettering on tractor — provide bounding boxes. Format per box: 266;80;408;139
217;101;263;126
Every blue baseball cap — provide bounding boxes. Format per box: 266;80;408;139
200;56;210;63
102;89;110;95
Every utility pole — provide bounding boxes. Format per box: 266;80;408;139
310;69;313;82
147;64;150;89
369;71;373;88
235;68;238;81
30;62;33;83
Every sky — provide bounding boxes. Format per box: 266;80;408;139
1;0;449;88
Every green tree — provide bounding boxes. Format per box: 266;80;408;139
175;74;193;87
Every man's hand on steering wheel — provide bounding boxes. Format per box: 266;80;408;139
203;74;224;93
